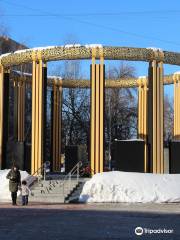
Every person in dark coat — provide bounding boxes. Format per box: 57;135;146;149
6;165;21;205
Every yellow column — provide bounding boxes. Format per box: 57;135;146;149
138;77;148;172
31;51;46;175
0;64;4;169
52;80;62;172
31;59;36;174
90;47;105;175
0;65;9;169
138;77;144;139
90;50;96;175
148;60;164;173
143;79;148;172
173;72;180;140
95;64;100;173
59;85;62;171
99;50;104;173
159;62;164;173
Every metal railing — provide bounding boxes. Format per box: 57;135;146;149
26;163;44;191
29;162;52;194
30;161;82;198
32;161;50;180
62;161;82;201
31;161;50;183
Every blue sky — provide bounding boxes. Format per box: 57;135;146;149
0;0;180;91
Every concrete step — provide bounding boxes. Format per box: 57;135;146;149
31;190;76;195
31;187;76;192
31;188;76;193
45;175;83;180
31;185;59;189
70;189;83;197
29;197;65;203
35;181;78;188
66;181;87;203
34;183;77;187
30;193;68;197
31;187;74;192
29;183;80;203
28;177;89;203
40;177;81;182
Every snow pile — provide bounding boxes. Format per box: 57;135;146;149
79;171;180;203
64;44;81;48
63;44;103;48
115;139;144;142
85;44;103;48
1;44;104;57
138;76;146;79
0;53;11;59
14;46;57;54
12;70;32;77
0;169;36;202
14;45;82;53
146;47;163;52
48;75;62;79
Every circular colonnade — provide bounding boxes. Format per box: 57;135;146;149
0;45;180;174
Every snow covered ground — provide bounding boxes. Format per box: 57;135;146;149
79;171;180;203
0;170;36;202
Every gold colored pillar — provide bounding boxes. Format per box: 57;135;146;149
90;48;105;174
148;60;164;173
52;80;62;172
31;53;46;174
0;65;4;169
138;77;148;172
173;72;180;139
0;65;9;169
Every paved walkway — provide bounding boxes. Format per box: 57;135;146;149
0;203;180;239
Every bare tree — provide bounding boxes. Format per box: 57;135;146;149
105;62;137;143
61;59;90;149
51;58;138;157
49;36;90;152
164;95;173;143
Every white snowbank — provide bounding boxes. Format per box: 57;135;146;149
64;44;81;48
13;45;82;53
0;44;104;58
79;171;180;203
48;75;62;79
0;169;36;202
12;70;32;76
85;44;103;48
146;47;163;52
14;46;57;54
138;76;146;79
114;139;144;142
0;53;11;59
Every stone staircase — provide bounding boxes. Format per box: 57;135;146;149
28;177;89;203
67;178;88;203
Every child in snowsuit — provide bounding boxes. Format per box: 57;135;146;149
21;180;31;206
